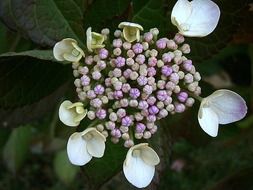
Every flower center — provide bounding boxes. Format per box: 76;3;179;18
83;133;93;141
72;49;80;57
179;23;190;32
76;106;85;114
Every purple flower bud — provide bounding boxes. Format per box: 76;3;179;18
159;109;168;118
135;54;145;64
113;90;123;99
170;73;180;83
120;98;129;107
111;129;121;138
97;61;106;70
156;38;167;49
99;48;109;59
141;109;149;117
149;105;159;115
117;108;126;118
113;39;123;48
148;57;157;67
121;116;132;127
178;92;188;102
174;103;186;113
161;66;173;77
147;67;156;77
87;90;96;99
174;33;185;44
136;123;146;133
112;68;122;78
123;42;131;50
137;76;148;86
167;40;178;50
105;78;111;86
166;81;175;90
156;90;168;101
129;88;141;99
90;98;102;108
143;85;153;95
183;60;193;71
96;109;106;119
164;96;172;105
138;100;149;110
81;75;90;86
132;43;143;54
92;71;102;80
79;66;89;75
162;53;172;63
147;115;156;122
147;96;156;105
94;84;105;95
144;32;153;42
122;83;131;93
85;56;93;65
106;121;115;130
115;56;125;67
123;69;132;78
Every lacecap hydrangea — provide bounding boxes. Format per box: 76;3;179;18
53;0;247;188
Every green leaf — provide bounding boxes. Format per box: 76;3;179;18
2;125;32;173
54;149;79;184
0;0;85;47
0;50;55;61
132;0;168;35
0;56;72;108
83;141;127;189
83;0;131;31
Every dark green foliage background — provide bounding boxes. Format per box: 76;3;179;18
0;0;252;189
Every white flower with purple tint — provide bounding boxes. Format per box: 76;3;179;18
59;100;87;127
118;22;144;42
171;0;220;37
123;143;160;188
67;128;106;165
53;38;85;62
198;89;247;137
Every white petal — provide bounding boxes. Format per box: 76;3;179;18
171;0;192;27
59;100;79;127
208;90;247;124
67;133;92;166
118;22;143;30
181;0;220;37
198;106;219;137
141;146;160;166
53;38;77;61
86;27;92;52
123;155;155;188
86;134;105;158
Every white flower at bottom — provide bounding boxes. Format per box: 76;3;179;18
123;143;160;188
198;89;247;137
67;128;106;166
171;0;220;37
53;38;85;62
59;100;87;127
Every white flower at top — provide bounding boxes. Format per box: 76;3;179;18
198;89;247;137
118;22;143;43
67;128;106;166
53;38;85;62
59;100;87;127
123;143;160;188
171;0;220;37
86;27;105;52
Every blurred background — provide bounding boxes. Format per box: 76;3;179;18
0;0;252;189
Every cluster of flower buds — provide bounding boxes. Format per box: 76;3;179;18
53;0;248;188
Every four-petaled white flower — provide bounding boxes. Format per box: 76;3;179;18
171;0;220;37
198;89;247;137
53;38;85;62
118;22;143;43
59;100;87;127
67;128;106;166
86;27;105;52
123;143;160;188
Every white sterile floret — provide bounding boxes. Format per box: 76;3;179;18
171;0;220;37
123;143;160;188
118;22;144;42
198;89;247;137
59;100;87;127
67;128;106;166
53;38;85;62
86;27;105;52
